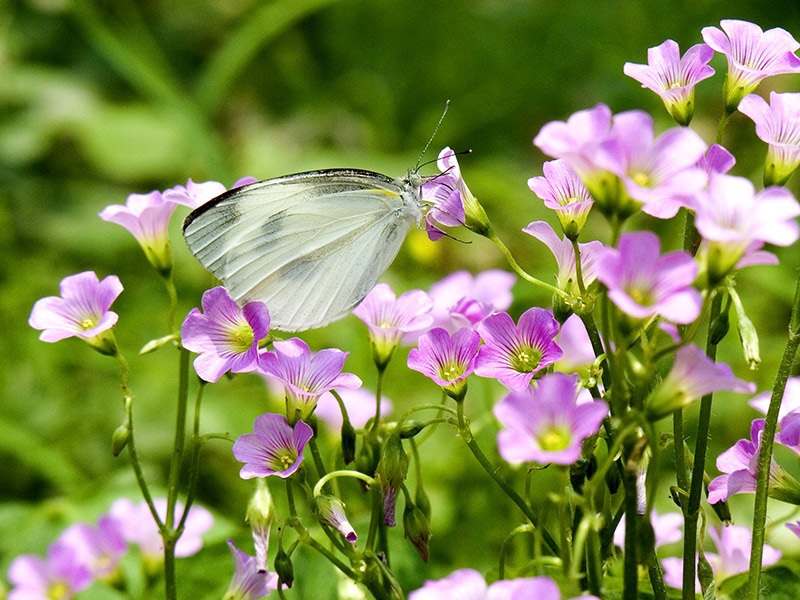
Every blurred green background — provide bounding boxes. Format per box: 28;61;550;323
3;0;800;597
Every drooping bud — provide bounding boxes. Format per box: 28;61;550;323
273;545;294;589
317;495;357;543
374;432;408;526
403;501;431;562
246;480;274;573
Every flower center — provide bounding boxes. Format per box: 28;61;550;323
274;452;296;472
557;195;580;207
511;347;542;373
631;171;651;188
48;582;70;599
228;321;255;353
539;425;572;453
80;317;98;330
627;285;654;307
438;361;464;382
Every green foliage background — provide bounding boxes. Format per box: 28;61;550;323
3;0;800;597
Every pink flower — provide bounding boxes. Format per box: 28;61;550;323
223;539;279;599
646;344;755;419
181;286;270;382
29;271;122;355
99;190;177;273
696;144;736;176
702;19;800;111
424;270;515;335
528;159;594;238
108;498;213;563
523;221;603;296
163;177;258;209
475;308;563;391
493;373;608;465
57;518;126;581
352;283;433;365
624;40;715;125
593;110;708;218
258;338;361;421
534;104;614;182
7;541;93;600
595;232;701;324
422;147;491;237
749;377;800;423
694;173;800;283
738;91;800;185
707;419;799;504
407;327;481;400
233;413;314;479
663;525;781;592
613;510;683;550
408;569;580;600
555;314;597;372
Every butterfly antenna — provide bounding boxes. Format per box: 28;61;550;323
415;99;451;168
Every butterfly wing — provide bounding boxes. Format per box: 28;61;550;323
183;169;421;331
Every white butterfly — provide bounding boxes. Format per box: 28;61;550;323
182;168;425;332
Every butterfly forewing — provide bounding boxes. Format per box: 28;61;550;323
183;169;421;331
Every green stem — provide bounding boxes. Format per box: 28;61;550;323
313;470;375;497
163;273;179;336
116;353;161;528
177;382;206;533
487;231;569;298
747;275;800;599
455;400;559;554
716;109;733;146
622;452;640;600
370;364;387;435
308;435;328;479
162;346;191;600
682;292;722;600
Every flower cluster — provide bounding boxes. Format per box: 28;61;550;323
6;498;212;598
22;15;800;600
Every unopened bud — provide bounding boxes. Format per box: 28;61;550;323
341;419;357;465
317;495;357;543
403;502;431;562
111;421;130;456
246;480;274;572
374;433;408;526
274;546;294;589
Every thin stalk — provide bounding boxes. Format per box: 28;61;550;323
487;231;569;298
116;353;160;527
370;364;387;435
455;400;559;554
177;382;206;532
747;275;800;599
681;292;722;600
163;346;191;600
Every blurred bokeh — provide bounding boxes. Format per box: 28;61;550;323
3;0;800;597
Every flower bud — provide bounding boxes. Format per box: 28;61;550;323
374;433;408;526
403;502;431;562
273;546;294;589
111;420;130;456
398;420;426;439
317;494;357;543
341;418;357;465
246;480;274;572
709;310;730;346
